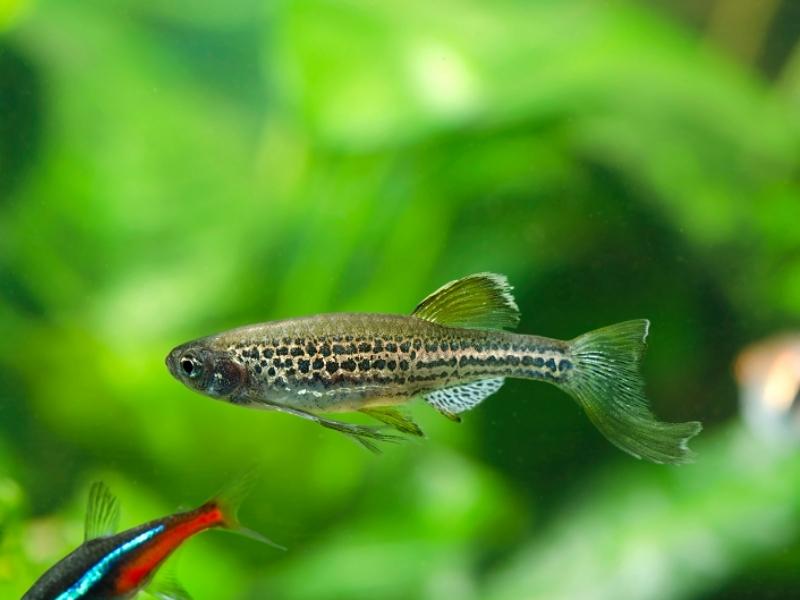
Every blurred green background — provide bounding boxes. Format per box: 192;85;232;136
1;0;799;598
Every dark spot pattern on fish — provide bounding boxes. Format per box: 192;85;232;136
217;319;571;415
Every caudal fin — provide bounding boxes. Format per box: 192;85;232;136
209;470;285;550
564;320;702;464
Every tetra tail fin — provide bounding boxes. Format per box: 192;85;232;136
209;470;285;550
564;320;702;464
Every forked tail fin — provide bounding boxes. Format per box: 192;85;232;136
564;319;702;464
209;470;285;550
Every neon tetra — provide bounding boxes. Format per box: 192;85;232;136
23;478;273;600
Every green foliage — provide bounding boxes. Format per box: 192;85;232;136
1;0;798;598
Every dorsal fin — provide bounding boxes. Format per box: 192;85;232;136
412;273;520;330
84;481;120;541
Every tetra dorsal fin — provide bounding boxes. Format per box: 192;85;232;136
412;273;520;330
425;378;506;416
84;481;120;541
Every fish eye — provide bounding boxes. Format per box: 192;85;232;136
180;355;203;379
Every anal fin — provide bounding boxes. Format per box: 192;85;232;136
435;409;462;423
147;566;193;600
424;378;505;417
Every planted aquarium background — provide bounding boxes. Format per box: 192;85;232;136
2;0;799;598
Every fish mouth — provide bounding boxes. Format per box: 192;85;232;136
165;347;183;380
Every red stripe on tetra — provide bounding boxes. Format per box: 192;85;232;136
113;504;225;593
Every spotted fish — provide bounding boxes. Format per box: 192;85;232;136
166;273;701;463
23;477;273;600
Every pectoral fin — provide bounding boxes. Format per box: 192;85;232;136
258;402;405;453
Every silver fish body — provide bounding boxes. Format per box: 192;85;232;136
166;273;701;463
168;313;571;413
